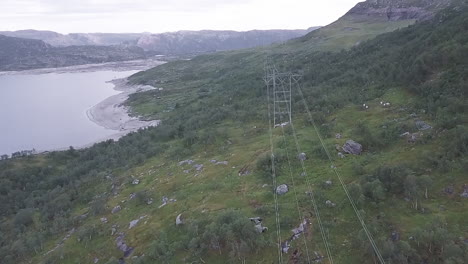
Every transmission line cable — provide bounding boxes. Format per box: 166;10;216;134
295;82;386;264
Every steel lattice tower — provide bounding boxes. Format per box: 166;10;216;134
264;65;302;127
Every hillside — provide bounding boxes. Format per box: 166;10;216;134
0;35;147;71
0;1;467;264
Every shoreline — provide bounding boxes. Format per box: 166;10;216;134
86;77;161;135
0;57;165;76
0;59;165;155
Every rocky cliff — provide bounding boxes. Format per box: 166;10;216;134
346;0;453;21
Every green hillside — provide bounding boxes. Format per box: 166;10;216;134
0;1;467;264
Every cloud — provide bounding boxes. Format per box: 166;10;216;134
0;0;361;33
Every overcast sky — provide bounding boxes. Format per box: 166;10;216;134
0;0;362;33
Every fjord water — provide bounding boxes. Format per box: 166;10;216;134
0;70;137;155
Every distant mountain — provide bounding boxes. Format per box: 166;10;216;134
0;28;319;55
0;35;146;71
135;28;319;54
0;30;146;47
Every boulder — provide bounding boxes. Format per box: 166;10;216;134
325;200;336;207
298;153;307;161
112;205;122;214
338;152;345;158
460;184;468;198
292;219;307;238
132;179;140;185
193;164;204;171
129;219;140;229
116;234;134;257
100;217;108;223
342;140;362;155
415;120;432;131
325;180;332;186
179;159;194;166
335;133;342;139
276;184;289;195
176;214;184;226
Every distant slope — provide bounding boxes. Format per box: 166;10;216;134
284;0;453;52
0;35;147;71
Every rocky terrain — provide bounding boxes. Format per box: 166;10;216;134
346;0;453;21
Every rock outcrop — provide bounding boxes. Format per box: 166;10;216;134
276;184;289;195
346;0;452;22
342;140;363;155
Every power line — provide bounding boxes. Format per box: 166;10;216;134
265;65;334;264
295;81;386;264
277;102;312;263
265;64;284;264
276;71;335;264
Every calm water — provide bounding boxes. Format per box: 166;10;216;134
0;70;137;155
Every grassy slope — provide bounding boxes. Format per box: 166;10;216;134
4;2;467;264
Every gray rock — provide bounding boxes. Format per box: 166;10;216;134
281;240;291;253
179;159;194;166
193;164;204;171
291;219;307;241
146;198;154;205
400;132;410;137
129;193;136;200
132;179;140;185
335;133;342;139
183;170;190;174
111;227;117;236
415;120;432;131
116;234;134;257
112;205;122;214
210;159;217;163
276;184;289;195
298;153;307;161
325;200;336;207
129;219;140;229
100;217;108;223
325;180;332;186
94;257;99;263
216;161;228;165
176;214;184;226
391;231;400;241
342;140;362;155
460;184;468;198
300;172;306;177
338;152;345;158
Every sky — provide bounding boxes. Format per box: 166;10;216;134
0;0;363;33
